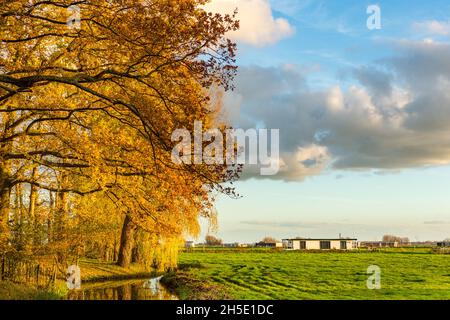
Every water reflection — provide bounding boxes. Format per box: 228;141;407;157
67;277;177;300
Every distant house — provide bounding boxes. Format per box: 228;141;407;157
437;241;450;247
283;238;358;250
256;242;283;248
410;241;437;247
359;241;398;248
224;242;240;248
185;241;195;248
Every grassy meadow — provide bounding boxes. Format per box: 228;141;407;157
167;248;450;300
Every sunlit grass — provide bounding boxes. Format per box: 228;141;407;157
177;249;450;300
0;281;66;300
79;259;155;282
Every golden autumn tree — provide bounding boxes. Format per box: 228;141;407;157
0;0;239;270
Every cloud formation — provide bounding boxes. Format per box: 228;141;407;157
414;20;450;36
423;221;450;225
224;40;450;180
204;0;295;46
240;220;361;229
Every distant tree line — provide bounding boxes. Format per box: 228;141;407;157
205;235;223;246
382;235;410;244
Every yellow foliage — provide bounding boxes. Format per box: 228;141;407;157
0;0;239;271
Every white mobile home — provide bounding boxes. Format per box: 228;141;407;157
283;238;358;250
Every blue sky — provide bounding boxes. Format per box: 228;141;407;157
200;0;450;243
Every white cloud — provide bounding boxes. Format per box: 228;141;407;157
204;0;295;46
282;145;331;178
222;41;450;181
414;20;450;36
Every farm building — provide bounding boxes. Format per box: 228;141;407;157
359;241;399;248
437;241;450;247
224;242;240;248
256;242;283;248
185;241;195;248
282;238;358;250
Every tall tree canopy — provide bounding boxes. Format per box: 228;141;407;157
0;0;239;269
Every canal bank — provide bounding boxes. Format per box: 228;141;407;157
67;260;177;300
161;271;230;300
1;259;178;300
67;276;177;300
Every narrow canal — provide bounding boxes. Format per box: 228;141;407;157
66;276;178;300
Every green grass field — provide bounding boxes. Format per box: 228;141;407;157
174;248;450;300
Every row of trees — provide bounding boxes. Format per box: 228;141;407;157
1;0;240;271
382;235;410;244
202;236;280;246
205;235;223;246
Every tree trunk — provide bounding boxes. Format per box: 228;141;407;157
54;175;68;242
0;110;12;253
0;184;10;253
117;215;136;268
29;167;38;245
12;184;24;250
131;247;139;263
47;191;54;243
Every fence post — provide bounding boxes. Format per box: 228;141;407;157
1;256;4;281
36;264;40;286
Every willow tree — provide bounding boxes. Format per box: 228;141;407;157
1;0;239;268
